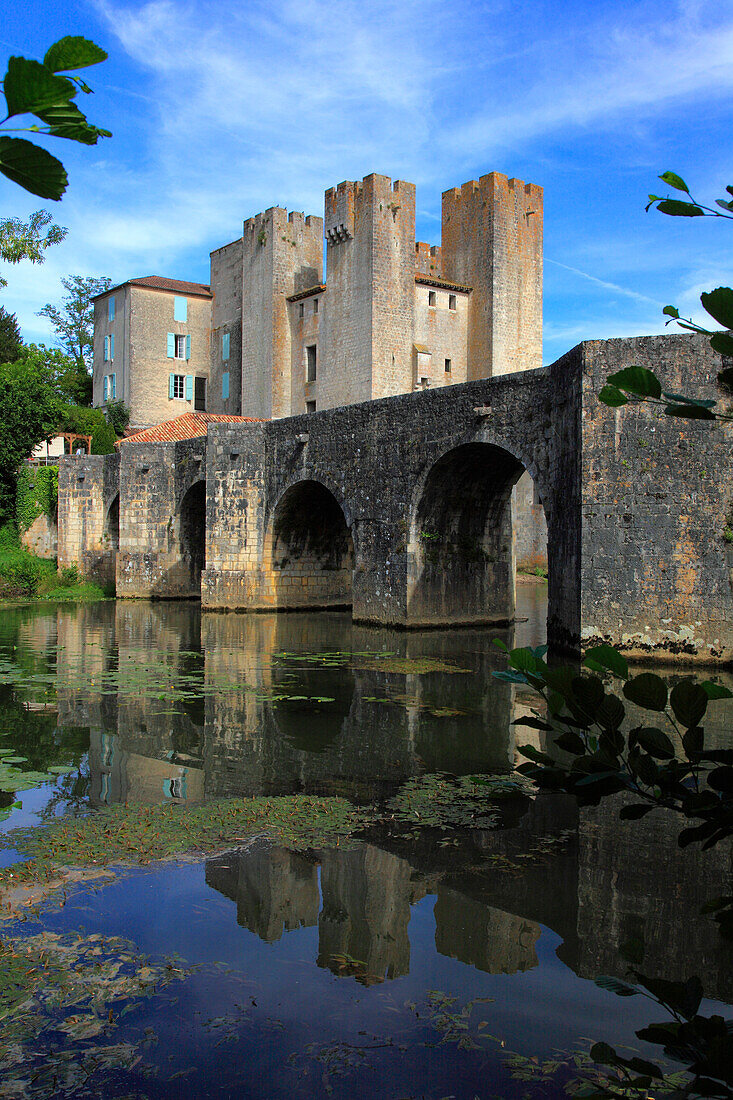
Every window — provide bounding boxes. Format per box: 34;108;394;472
167;332;190;359
104;336;109;362
194;377;206;411
174;296;187;323
222;332;230;360
170;374;185;399
306;344;317;382
109;334;115;360
420;376;430;389
110;372;116;399
306;400;316;414
445;358;451;373
108;296;115;322
222;371;230;400
313;297;319;315
103;373;116;402
449;294;456;310
299;302;304;318
428;290;436;306
103;375;108;402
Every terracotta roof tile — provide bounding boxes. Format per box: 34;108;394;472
117;413;264;446
93;276;212;300
415;274;472;293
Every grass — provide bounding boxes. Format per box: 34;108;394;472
0;527;108;602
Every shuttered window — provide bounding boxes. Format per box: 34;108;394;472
222;372;230;400
222;332;230;360
174;296;187;323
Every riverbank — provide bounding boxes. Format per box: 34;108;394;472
0;528;109;602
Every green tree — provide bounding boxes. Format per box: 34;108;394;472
0;306;22;364
0;37;110;200
38;274;111;377
15;342;90;405
56;402;115;454
104;398;130;436
0;359;60;521
0;210;67;289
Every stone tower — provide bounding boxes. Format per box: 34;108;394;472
441;173;543;377
241;207;323;419
320;174;417;407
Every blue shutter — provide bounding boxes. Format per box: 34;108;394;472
222;332;230;360
222;372;229;400
110;333;115;360
167;332;175;358
111;373;116;399
104;336;109;362
174;296;187;323
185;375;193;401
108;296;115;321
185;334;191;360
103;375;108;401
169;374;175;399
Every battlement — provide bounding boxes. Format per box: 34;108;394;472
243;207;322;239
442;173;543;216
415;242;442;277
325;174;416;245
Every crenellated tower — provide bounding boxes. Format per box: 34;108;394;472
441;173;543;378
320;173;416;407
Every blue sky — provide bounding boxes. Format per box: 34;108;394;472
1;0;732;364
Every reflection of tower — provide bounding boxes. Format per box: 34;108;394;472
205;846;319;942
317;846;415;981
434;886;540;974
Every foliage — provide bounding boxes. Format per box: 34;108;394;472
16;463;57;532
599;173;733;419
17;342;91;405
56;401;116;453
0;928;191;1099
0;526;104;601
495;641;733;854
0;210;66;289
104;398;130;436
383;772;528;831
0;37;110;200
38;273;111;375
0;306;22;364
0;358;60;521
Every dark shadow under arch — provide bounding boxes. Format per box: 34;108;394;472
268;480;353;609
105;494;120;551
408;442;548;627
179;481;206;592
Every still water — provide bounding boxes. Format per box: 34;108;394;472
0;585;730;1098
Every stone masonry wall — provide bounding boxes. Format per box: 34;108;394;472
116;438;205;598
57;453;120;586
580;333;733;661
209;238;243;415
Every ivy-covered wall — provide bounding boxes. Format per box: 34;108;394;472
17;465;59;559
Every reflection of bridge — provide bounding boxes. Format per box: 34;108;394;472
58;334;732;661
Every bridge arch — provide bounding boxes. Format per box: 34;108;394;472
407;441;550;627
178;479;206;593
105;493;120;551
265;479;354;610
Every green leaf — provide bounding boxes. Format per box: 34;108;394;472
35;102;104;145
716;365;733;389
662;304;681;318
664;403;716;420
590;1041;618;1065
656;200;705;217
635;726;675;759
607;365;662;399
594;975;638;997
701;287;733;330
596;694;625;733
623;673;667;711
598;383;628;407
0;136;67;199
701;681;733;700
661;391;717;408
583;644;628;679
43;37;108;73
670;680;708;728
659;171;690;193
715;198;733;212
3;57;76;119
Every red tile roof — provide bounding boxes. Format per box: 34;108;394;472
117;413;264;446
92;276;212;300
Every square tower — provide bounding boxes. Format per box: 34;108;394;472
442;173;543;377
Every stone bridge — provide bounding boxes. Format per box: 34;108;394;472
58;335;733;662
